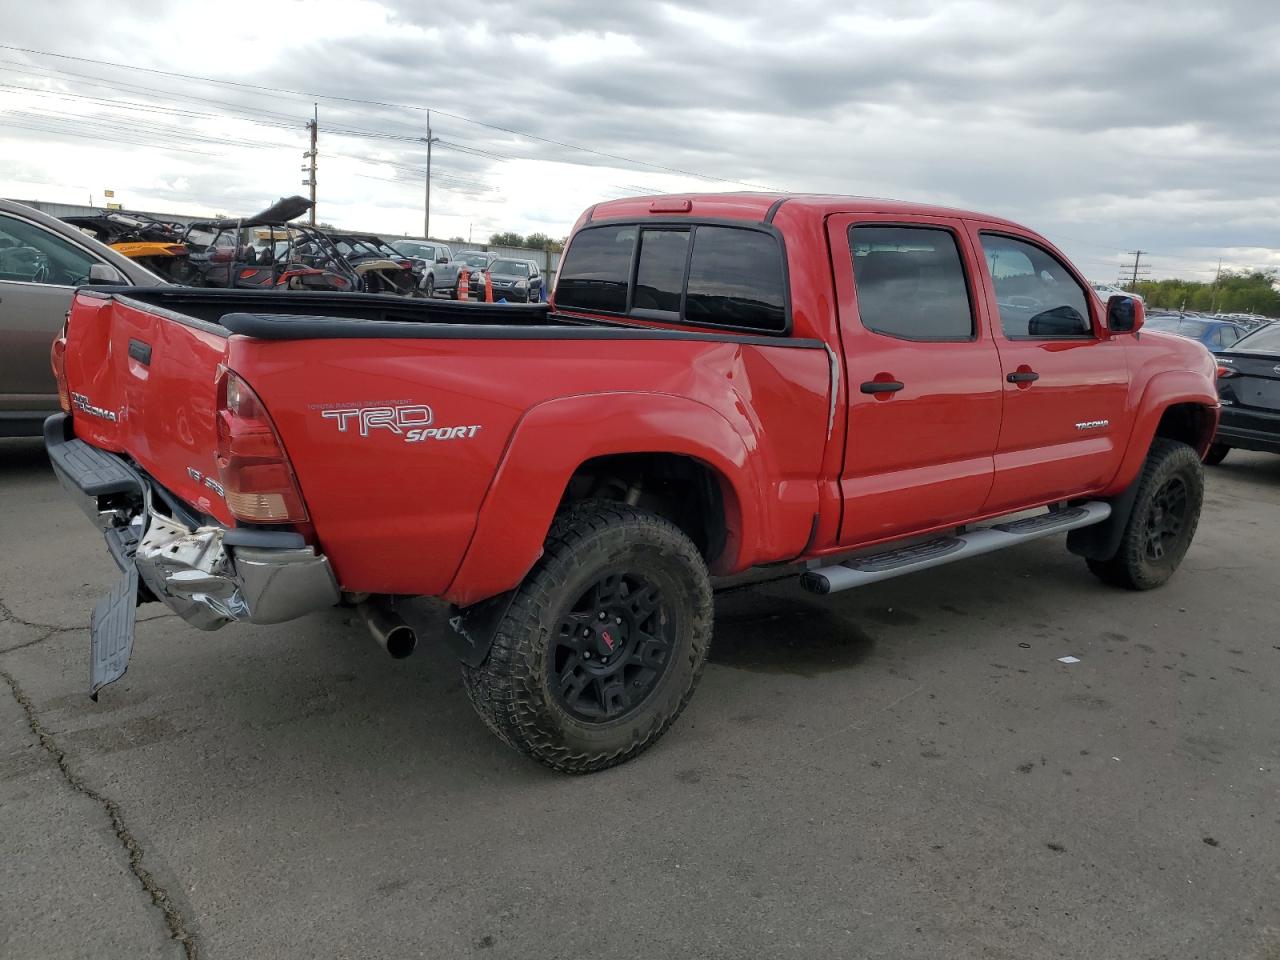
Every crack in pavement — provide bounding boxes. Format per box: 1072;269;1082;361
0;596;173;655
0;664;199;959
0;597;83;636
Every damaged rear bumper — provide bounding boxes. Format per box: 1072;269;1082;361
44;414;340;695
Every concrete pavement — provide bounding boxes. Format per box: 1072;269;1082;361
2;436;1278;959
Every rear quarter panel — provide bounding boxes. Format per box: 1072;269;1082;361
230;335;832;600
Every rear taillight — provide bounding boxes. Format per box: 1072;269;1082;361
50;322;70;413
215;369;307;523
1216;364;1238;379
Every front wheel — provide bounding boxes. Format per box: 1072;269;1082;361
1086;438;1204;590
461;502;713;773
422;274;435;298
1203;443;1230;466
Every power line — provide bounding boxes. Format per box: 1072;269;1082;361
0;42;777;189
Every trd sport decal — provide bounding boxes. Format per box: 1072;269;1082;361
311;402;481;443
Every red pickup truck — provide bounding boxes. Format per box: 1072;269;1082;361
47;193;1219;773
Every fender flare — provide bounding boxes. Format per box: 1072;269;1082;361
1069;369;1218;561
1109;369;1219;493
443;391;768;607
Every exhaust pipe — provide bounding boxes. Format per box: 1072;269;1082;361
359;601;417;659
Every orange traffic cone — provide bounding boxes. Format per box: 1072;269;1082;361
457;268;470;301
484;271;494;303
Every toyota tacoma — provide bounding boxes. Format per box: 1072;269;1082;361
45;193;1219;772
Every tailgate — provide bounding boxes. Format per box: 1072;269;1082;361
63;291;235;524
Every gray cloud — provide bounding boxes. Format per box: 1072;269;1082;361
0;0;1277;276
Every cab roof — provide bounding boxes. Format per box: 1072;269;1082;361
585;192;1025;230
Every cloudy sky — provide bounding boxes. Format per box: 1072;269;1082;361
1;0;1277;282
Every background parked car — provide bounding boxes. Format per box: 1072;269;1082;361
484;257;544;302
0;199;164;437
1206;322;1280;464
1146;313;1249;351
422;249;497;299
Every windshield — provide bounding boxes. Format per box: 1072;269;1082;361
490;260;530;276
1145;316;1183;333
462;253;491;268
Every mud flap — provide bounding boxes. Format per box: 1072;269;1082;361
89;565;138;701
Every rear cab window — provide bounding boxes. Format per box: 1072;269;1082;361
555;221;788;333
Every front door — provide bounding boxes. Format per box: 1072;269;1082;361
828;215;1004;546
969;228;1132;512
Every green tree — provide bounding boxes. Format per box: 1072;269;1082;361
489;231;524;247
1136;270;1279;318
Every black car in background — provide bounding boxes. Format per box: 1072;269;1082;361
482;257;544;302
1207;322;1280;464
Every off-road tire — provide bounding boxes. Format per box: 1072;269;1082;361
460;501;713;774
1086;438;1203;590
1203;443;1230;466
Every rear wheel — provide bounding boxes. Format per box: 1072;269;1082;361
1203;443;1230;465
1086;438;1203;590
461;501;713;774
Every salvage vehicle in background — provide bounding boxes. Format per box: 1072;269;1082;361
1205;322;1280;464
329;233;422;296
1145;313;1249;351
0;199;162;437
390;239;452;297
46;192;1218;773
180;195;373;293
61;209;191;282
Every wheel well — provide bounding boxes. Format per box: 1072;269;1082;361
1154;403;1216;455
560;453;728;563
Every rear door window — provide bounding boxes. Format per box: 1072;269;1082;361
849;225;974;340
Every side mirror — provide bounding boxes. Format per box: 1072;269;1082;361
86;263;126;285
436;255;449;264
1107;294;1144;334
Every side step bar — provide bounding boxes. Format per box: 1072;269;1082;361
800;501;1112;595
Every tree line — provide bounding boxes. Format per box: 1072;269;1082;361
1135;269;1280;317
485;232;565;252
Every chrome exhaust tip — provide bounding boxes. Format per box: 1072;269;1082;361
359;601;418;659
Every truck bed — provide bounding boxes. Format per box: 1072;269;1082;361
61;286;833;604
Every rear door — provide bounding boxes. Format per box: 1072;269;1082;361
970;227;1131;512
827;214;1004;545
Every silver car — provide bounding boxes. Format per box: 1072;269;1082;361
0;199;164;437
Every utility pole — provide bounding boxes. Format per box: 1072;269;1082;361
421;110;441;239
1210;257;1223;314
303;104;318;225
1124;250;1148;291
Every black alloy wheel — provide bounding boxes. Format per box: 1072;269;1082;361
549;571;675;723
1143;475;1188;562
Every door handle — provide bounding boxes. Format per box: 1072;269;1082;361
860;380;905;394
1007;370;1040;383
